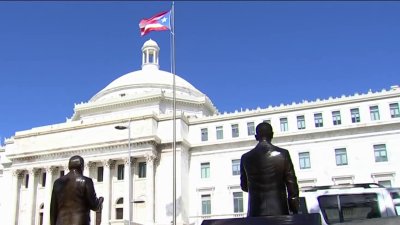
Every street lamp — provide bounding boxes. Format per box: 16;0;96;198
115;121;132;225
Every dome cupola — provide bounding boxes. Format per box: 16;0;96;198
142;39;160;70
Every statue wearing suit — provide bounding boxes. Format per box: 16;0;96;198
50;155;104;225
240;122;299;216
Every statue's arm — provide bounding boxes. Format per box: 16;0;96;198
284;152;299;213
85;178;103;211
240;156;248;192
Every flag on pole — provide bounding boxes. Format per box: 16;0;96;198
139;10;171;36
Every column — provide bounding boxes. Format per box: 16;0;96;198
27;168;40;225
101;160;115;225
11;170;22;225
123;157;132;224
145;153;156;224
43;166;57;225
84;161;95;225
84;161;94;177
64;163;70;174
131;159;137;223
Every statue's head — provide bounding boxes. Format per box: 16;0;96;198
255;122;274;141
68;155;84;173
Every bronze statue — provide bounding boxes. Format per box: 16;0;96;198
50;155;104;225
240;122;299;216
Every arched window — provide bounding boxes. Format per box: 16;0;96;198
38;203;44;225
115;198;123;219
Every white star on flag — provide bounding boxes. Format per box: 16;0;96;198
161;17;167;23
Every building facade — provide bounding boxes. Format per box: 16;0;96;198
1;39;400;225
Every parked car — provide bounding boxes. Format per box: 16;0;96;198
298;183;397;225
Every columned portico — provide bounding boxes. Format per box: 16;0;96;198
146;152;157;224
102;159;115;225
27;168;40;225
43;166;57;225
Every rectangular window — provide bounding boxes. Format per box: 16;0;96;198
370;105;380;121
97;166;104;182
39;212;43;225
378;180;392;188
374;144;388;162
332;111;342;125
263;119;271;124
139;162;147;178
351;108;361;123
25;174;29;188
390;103;400;118
335;148;348;166
42;172;46;187
216;126;223;140
201;128;208;141
314;113;323;128
231;124;239;138
201;194;211;215
232;159;240;176
280;118;288;132
299;152;311;169
233;192;244;213
201;162;210;178
297;115;306;130
117;164;124;180
116;208;123;219
247;122;255;136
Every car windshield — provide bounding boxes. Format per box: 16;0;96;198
318;193;380;224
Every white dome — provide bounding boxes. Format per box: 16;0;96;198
90;39;205;102
90;68;204;102
72;39;217;121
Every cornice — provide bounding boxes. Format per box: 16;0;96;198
189;87;400;124
73;91;217;121
13;114;161;139
8;135;162;163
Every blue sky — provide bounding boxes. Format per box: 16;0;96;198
1;1;399;143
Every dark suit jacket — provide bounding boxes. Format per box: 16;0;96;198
240;141;299;217
50;170;102;225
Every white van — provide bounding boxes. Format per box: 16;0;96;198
298;183;397;225
387;187;400;215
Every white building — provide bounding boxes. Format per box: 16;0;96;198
1;39;400;225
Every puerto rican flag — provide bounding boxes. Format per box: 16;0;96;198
139;10;171;36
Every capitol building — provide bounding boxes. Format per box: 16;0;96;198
0;39;399;225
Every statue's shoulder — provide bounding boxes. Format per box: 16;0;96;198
82;175;94;184
273;145;289;153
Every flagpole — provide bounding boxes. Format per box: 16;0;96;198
170;2;177;225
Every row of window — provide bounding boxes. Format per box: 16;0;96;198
298;144;388;169
201;122;255;141
292;103;398;131
22;162;148;189
201;159;240;179
97;162;147;182
23;171;59;189
201;192;244;215
200;103;400;141
200;144;388;179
